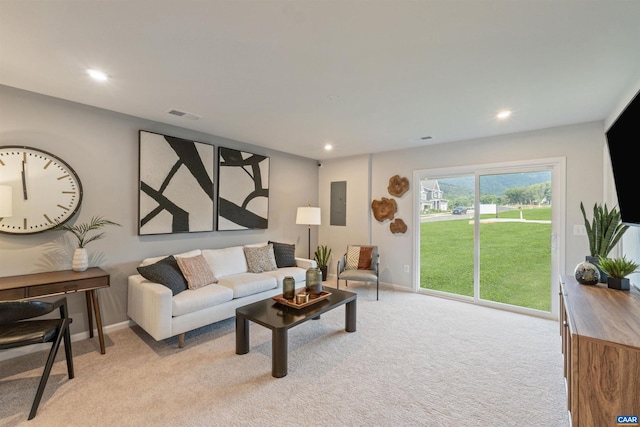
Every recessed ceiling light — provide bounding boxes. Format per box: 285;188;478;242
324;144;333;151
497;110;512;120
87;69;109;81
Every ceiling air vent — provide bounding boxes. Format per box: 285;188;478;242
166;108;201;120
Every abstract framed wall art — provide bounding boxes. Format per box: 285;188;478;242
138;130;215;235
217;147;269;230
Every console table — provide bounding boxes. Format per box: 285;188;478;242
559;275;640;426
0;267;110;354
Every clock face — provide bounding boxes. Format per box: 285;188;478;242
0;146;83;234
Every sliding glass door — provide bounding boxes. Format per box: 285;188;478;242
416;159;564;317
477;171;552;310
419;174;475;298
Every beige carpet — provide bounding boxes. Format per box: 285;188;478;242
0;282;568;427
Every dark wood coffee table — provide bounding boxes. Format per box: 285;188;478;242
235;287;357;377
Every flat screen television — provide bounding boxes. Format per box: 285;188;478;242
605;89;640;226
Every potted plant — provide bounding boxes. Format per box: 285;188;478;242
314;245;332;281
597;255;639;290
54;216;121;271
580;202;629;282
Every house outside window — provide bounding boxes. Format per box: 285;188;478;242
420;179;448;212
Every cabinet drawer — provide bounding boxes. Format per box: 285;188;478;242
26;276;108;298
0;288;26;300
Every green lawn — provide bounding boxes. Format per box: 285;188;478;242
420;207;552;311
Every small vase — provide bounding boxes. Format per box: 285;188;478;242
283;276;296;300
72;248;89;272
306;267;323;296
574;260;599;285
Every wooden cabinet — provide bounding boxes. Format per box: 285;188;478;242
560;275;640;427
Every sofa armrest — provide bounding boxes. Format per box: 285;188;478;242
295;257;317;269
127;274;174;341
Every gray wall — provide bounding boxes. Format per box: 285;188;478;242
606;76;640;286
0;85;319;335
319;120;610;292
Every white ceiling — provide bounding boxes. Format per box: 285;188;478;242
1;1;639;160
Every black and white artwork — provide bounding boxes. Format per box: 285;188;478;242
217;147;269;230
138;130;214;235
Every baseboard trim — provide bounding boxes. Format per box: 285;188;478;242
0;320;133;362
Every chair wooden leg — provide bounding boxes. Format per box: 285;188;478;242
178;333;185;348
29;321;70;420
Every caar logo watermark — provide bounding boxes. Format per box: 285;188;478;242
617;415;639;425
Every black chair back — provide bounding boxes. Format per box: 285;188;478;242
0;301;55;324
0;298;74;420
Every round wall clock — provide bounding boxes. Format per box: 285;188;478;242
0;145;83;234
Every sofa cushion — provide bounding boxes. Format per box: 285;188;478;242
217;273;277;298
176;254;218;290
201;246;248;278
243;244;278;273
243;242;268;248
338;268;378;282
269;241;297;268
171;283;234;317
261;266;307;287
140;249;202;267
136;256;188;296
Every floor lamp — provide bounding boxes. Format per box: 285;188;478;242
296;206;321;259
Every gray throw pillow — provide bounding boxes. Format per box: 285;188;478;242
244;244;278;273
269;241;296;268
137;255;188;295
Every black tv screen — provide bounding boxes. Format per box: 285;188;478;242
606;89;640;226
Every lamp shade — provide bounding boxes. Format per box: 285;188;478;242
296;206;321;225
0;185;12;218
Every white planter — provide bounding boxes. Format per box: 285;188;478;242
72;248;89;271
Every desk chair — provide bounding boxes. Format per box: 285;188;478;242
336;245;380;300
0;298;74;420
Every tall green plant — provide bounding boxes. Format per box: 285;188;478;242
314;245;332;268
580;202;628;258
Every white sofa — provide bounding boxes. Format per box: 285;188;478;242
127;243;315;347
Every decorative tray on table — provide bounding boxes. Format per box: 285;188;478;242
272;290;332;309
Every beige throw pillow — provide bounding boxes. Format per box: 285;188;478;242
244;244;278;273
176;254;218;290
345;246;361;270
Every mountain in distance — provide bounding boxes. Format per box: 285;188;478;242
436;171;551;198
